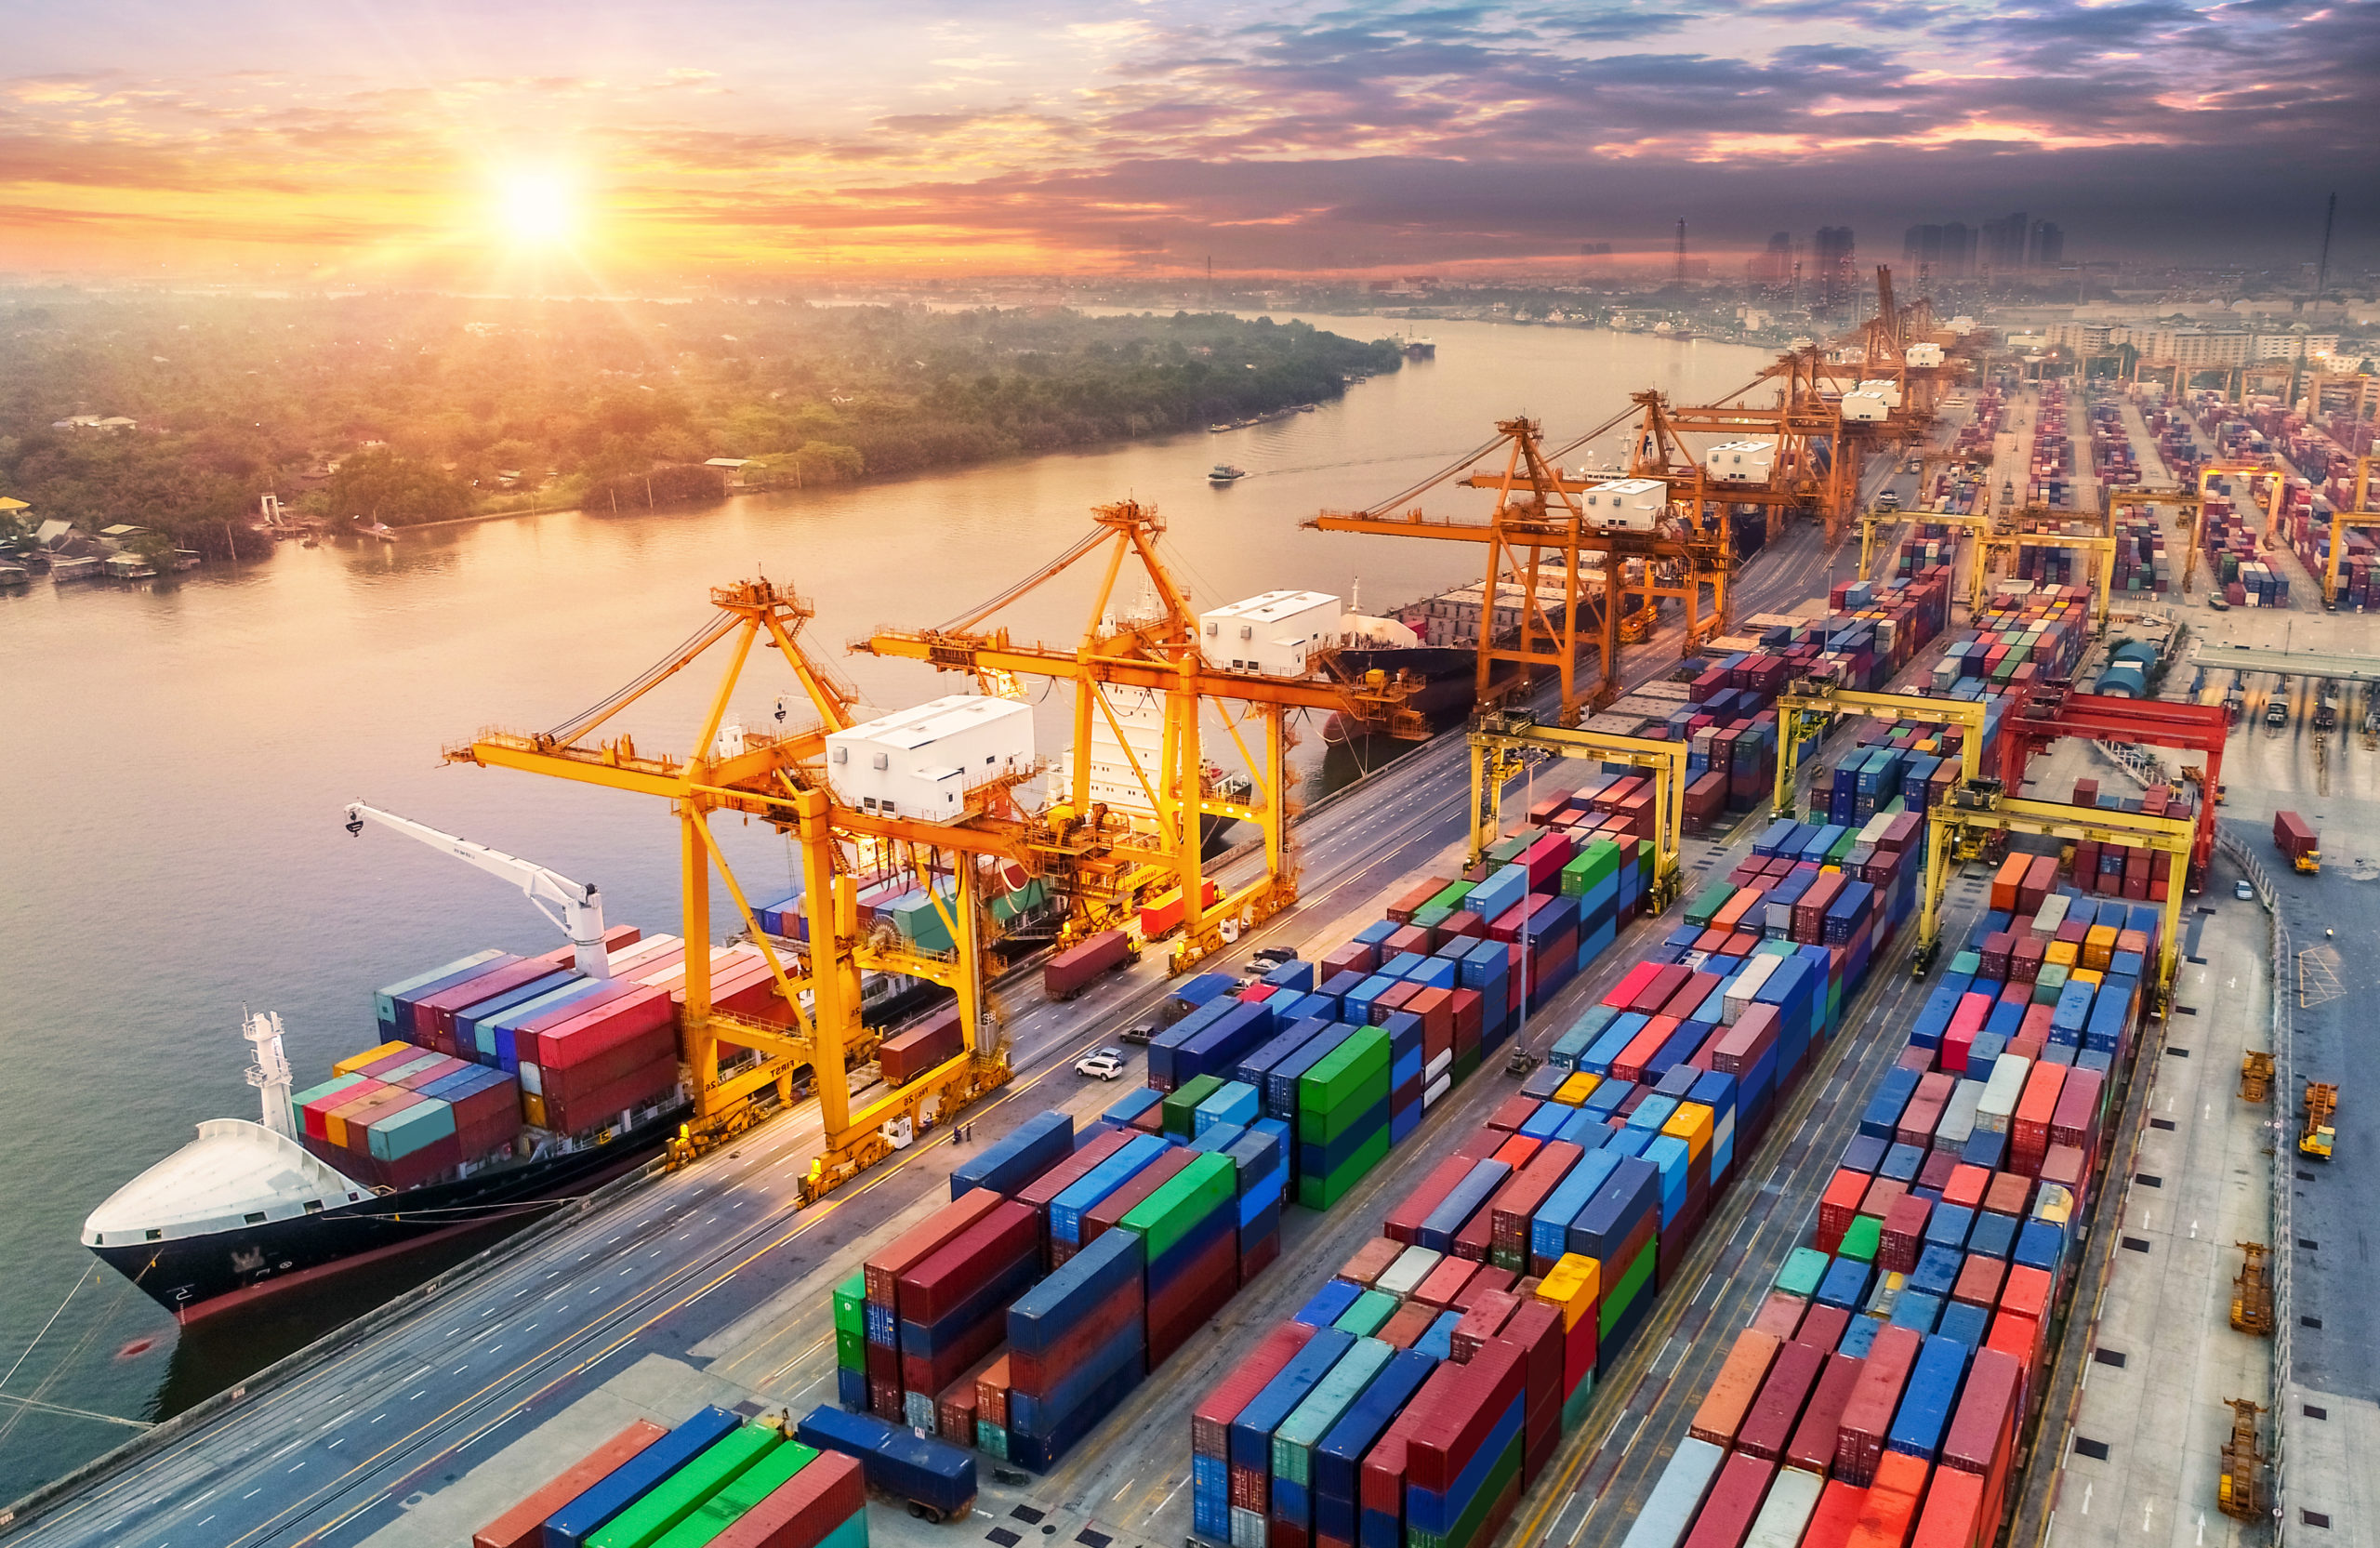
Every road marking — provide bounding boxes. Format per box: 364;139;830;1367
243;1489;261;1501
2144;1502;2155;1532
2197;1512;2206;1545
2082;1482;2092;1515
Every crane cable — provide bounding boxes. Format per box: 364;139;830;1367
543;609;742;745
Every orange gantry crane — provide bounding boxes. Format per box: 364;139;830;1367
857;496;1414;971
1305;417;1735;726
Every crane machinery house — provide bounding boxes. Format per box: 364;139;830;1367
1857;377;1904;410
1905;342;1945;368
1705;440;1777;484
1197;590;1341;675
1581;478;1667;531
825;695;1035;822
1841;390;1891;423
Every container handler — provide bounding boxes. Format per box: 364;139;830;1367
2230;1243;2275;1335
2300;1081;2337;1161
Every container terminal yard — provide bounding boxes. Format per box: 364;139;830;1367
8;306;2378;1548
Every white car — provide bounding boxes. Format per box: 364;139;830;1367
1076;1050;1128;1079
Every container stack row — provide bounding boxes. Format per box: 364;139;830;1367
1618;887;2154;1548
472;1405;874;1548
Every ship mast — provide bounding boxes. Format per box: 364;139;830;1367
243;1010;295;1137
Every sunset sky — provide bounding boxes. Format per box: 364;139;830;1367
2;0;2369;282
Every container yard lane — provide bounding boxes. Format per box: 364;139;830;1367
1;491;1877;1548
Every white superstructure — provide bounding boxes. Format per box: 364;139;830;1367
1704;440;1777;484
1198;590;1340;676
826;695;1035;822
83;1119;364;1249
1580;478;1667;531
1905;342;1945;369
1857;377;1904;409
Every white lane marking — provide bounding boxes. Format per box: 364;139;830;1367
2082;1482;2093;1515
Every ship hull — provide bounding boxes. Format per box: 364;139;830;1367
92;1105;685;1325
1331;645;1527;727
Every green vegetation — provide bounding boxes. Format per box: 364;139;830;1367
0;294;1401;555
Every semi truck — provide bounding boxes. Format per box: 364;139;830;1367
2273;810;2320;874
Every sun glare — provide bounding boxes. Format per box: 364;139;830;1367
496;170;578;248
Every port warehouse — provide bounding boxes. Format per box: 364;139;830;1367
420;510;2188;1548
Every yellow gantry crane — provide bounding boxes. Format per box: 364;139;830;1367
1771;682;1990;821
2176;461;2291;595
1467;707;1691;914
2323;456;2380;610
858;497;1409;972
444;578;1030;1200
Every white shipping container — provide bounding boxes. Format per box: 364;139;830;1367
825;695;1035;822
1581;477;1666;531
1198;589;1341;676
1974;1053;2032;1134
1705;438;1777;484
1377;1245;1443;1298
1935;1078;1985;1147
2031;893;2069;938
1721;954;1780;1024
1619;1437;1726;1548
1743;1467;1826;1548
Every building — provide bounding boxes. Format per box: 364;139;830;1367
1814;227;1857;310
2255;326;2340;360
2028;221;2064;269
2142;327;2255;368
1980;212;2030;273
1746;232;1794;294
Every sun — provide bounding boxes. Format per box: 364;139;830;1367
495;169;579;248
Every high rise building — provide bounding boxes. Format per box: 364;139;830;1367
1747;231;1794;293
1904;225;1943;269
1980;212;2029;272
2029;220;2064;269
1938;222;1974;276
1814;227;1856;310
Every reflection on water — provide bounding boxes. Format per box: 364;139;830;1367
0;319;1772;1496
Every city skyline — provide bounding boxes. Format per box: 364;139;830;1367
0;0;2369;283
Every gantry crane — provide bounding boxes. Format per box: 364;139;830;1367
1307;417;1733;726
2178;461;2291;594
1772;681;1990;821
1996;686;2228;887
443;577;1032;1201
857;497;1412;972
2322;456;2380;610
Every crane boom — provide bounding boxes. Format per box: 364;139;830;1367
343;801;612;979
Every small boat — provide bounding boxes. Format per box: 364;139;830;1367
353;519;399;543
1209;423;1234;433
1209;465;1247;483
1297;404;1317;414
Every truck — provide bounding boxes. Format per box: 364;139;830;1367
2273;810;2320;874
796;1405;976;1522
1041;929;1135;1001
2265;693;2290;728
2300;1081;2336;1162
2313;681;2339;731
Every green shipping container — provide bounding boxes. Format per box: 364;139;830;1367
648;1441;820;1548
1297;1129;1390;1211
1426;880;1475;912
835;1329;866;1370
979;1420;1009;1462
1333;1289;1398;1337
1684;881;1736;928
1408;1426;1523;1548
832;1272;866;1338
1121;1152;1236;1260
1161;1074;1226;1137
590;1423;782;1548
1598;1240;1656;1341
1299;1027;1390;1143
1272;1336;1395;1485
1838;1216;1882;1263
1775;1246;1830;1297
1411;904;1455;933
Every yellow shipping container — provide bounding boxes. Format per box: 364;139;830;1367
1554;1071;1602;1107
334;1040;410;1077
2044;940;2080;968
1535;1253;1601;1330
1661;1102;1714;1160
2083;924;2118;972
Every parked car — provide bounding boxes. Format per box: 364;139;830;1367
2234;879;2255;900
1076;1049;1128;1079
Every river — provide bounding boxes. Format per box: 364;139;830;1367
0;317;1776;1497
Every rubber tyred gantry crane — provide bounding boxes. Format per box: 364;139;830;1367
1998;687;2228;889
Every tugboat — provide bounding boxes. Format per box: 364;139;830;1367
1209;465;1248;483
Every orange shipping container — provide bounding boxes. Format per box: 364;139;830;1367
1846;1452;1931;1548
1805;1481;1873;1548
1909;1464;1985;1548
1989;853;2030;913
472;1421;668;1548
1689;1329;1783;1448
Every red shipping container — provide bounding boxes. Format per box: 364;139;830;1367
1940;1348;2021;1477
1835;1325;1923;1486
865;1187;1007;1304
1999;1264;2052;1322
1413;1254;1477;1310
1082;1149;1195;1248
541;1059;680;1136
1148;1230;1239;1368
1799;1303;1852;1354
411;959;545;1042
1847;1452;1930;1548
1736;1338;1828;1462
1752;1290;1809;1341
1490;1143;1583;1262
1451;1264;1516;1310
899;1201;1039;1325
1950;1253;2004;1309
1982;1172;2030;1218
1878;1194;1931;1276
1386;1156;1477;1247
1940;1165;1989;1212
1341;1236;1405;1288
1450;1290;1519;1364
530;987;676;1072
1378;1302;1437;1349
473;1421;668;1548
1404;1339;1526;1492
707;1450;866;1548
1682;1452;1778;1548
1787;1353;1869;1474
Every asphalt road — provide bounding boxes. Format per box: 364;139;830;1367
3;463;1886;1548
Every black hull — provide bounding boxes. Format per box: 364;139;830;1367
93;1105;687;1324
1331;645;1527;728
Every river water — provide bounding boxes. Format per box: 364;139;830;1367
0;318;1773;1495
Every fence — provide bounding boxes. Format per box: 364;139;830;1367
2219;826;2292;1544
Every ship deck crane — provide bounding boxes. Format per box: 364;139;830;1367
344;801;613;979
443;577;1026;1204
